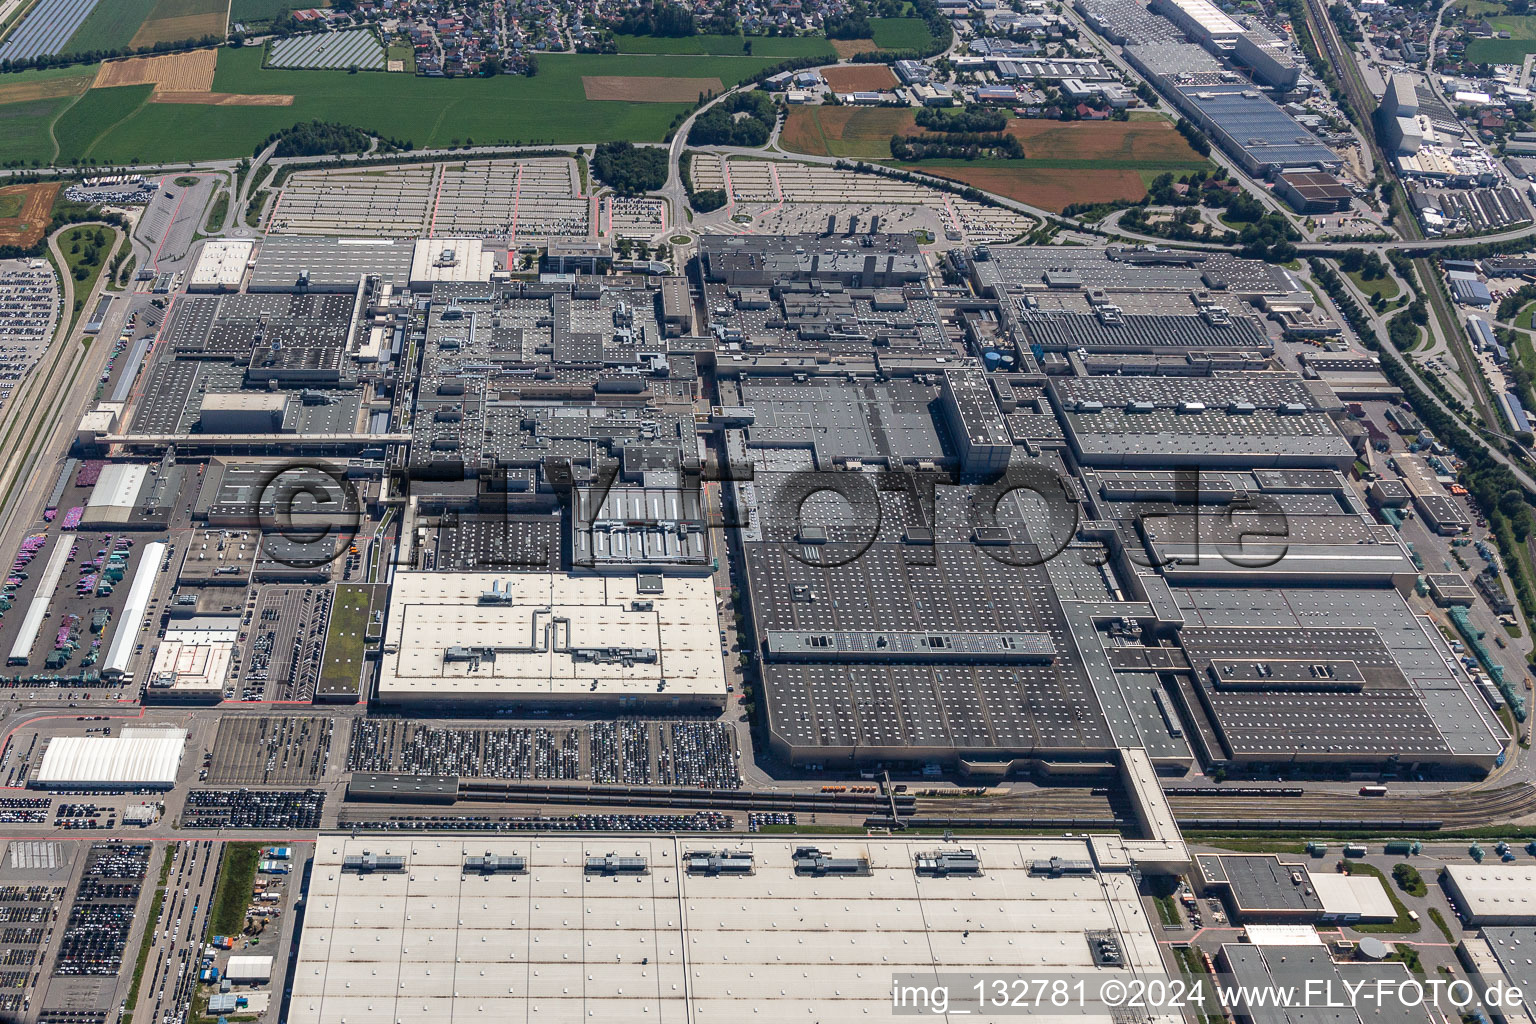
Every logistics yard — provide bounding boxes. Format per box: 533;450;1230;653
7;0;1536;1021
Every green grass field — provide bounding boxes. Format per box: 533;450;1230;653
870;17;936;50
319;584;371;695
1347;267;1400;303
230;0;298;24
59;0;158;54
612;32;833;57
0;194;21;217
1467;16;1536;63
0;96;77;166
23;48;778;163
54;85;153;164
208;843;263;936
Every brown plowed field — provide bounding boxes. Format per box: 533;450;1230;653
1002;119;1205;162
908;165;1147;212
582;75;725;101
150;90;293;105
0;75;92;105
820;63;898;91
0;182;60;248
830;38;878;58
93;48;216;91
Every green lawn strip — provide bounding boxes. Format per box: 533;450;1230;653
125;846;176;1022
1427;907;1456;943
1341;862;1422;934
319;584;371;693
205;190;228;232
1347;267;1400;303
209;842;264;937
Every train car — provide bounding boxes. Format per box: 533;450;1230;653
1359;785;1388;796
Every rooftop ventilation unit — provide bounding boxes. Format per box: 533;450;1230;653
792;846;871;876
585;853;648;875
464;852;526;874
915;849;982;876
342;852;406;874
686;850;755;875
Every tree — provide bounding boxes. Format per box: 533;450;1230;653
743;39;752;55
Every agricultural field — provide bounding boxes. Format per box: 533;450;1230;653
869;16;936;50
0;92;77;165
127;0;225;49
902;163;1149;212
266;27;384;69
229;0;293;26
582;74;724;101
820;63;898;91
0;63;93;103
94;47;216;89
780;105;919;159
57;0;156;55
0;0;99;63
781;109;1210;212
20;48;778;163
611;32;833;58
0;181;59;247
1466;15;1536;63
830;38;878;58
53;83;152;162
1001;119;1209;164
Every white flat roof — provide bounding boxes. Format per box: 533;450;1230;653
226;954;273;981
410;238;494;286
87;463;147;510
1244;924;1325;946
1310;872;1396;922
189;239;254;288
378;572;726;704
1446;863;1536;920
289;836;1168;1024
1167;0;1242;36
148;640;231;693
33;726;187;788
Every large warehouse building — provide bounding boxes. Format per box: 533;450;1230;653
31;726;188;790
1444;864;1536;924
375;572;727;710
287;836;1166;1024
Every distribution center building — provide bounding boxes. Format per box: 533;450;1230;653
287;836;1167;1024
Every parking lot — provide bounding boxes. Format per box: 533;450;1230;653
206;717;335;786
271;158;591;240
345;719;741;786
0;259;59;414
236;587;332;702
179;790;324;830
688;155;1034;243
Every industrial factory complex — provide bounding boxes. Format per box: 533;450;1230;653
1;0;1535;1010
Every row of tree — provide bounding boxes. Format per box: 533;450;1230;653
889;132;1023;161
